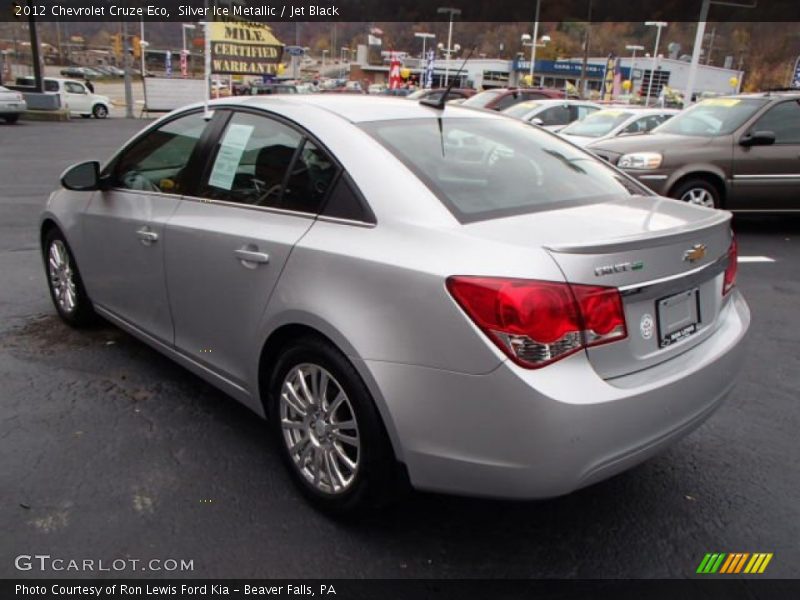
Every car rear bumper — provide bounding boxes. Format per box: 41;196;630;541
0;101;26;115
363;290;750;499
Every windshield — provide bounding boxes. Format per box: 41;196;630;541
462;90;504;108
560;109;632;138
361;118;646;223
502;101;542;119
655;98;768;136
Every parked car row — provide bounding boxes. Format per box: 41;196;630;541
60;65;125;79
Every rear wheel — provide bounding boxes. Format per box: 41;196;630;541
92;104;108;119
671;178;720;209
269;336;398;514
43;228;96;327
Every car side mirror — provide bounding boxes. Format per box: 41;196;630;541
740;130;776;147
530;117;544;126
61;161;101;191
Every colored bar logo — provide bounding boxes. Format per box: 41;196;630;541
696;552;773;574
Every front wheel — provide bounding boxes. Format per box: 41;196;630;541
92;104;108;119
43;229;96;327
269;336;398;514
671;178;720;209
4;114;20;123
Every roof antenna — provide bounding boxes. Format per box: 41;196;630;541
420;46;477;110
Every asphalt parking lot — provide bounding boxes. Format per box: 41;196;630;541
0;118;798;579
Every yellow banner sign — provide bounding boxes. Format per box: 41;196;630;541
209;21;283;75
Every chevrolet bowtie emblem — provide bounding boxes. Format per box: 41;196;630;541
683;244;707;263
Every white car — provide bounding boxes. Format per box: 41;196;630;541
0;85;27;123
559;107;678;147
16;76;110;119
501;99;601;131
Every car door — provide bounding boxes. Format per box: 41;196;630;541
731;99;800;210
63;80;92;115
80;110;212;343
163;109;339;386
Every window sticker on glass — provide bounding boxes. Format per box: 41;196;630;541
701;98;741;107
208;123;254;191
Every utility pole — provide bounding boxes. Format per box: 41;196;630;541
578;0;593;99
704;27;716;65
27;0;43;92
121;19;133;118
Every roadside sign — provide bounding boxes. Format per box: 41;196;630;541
284;46;305;57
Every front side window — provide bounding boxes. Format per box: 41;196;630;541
112;112;209;194
750;100;800;144
201;112;337;213
362;117;647;223
64;82;86;94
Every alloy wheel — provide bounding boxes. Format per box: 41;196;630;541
279;364;360;495
681;187;715;208
48;239;77;314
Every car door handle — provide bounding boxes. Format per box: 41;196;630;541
234;248;270;265
136;227;158;244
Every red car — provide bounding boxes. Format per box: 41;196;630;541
462;87;577;111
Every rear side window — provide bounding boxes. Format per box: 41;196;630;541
201;111;338;213
537;105;571;126
361;117;646;223
321;173;375;223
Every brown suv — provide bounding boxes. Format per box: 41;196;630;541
588;92;800;210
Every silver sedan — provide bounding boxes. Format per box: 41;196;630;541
41;95;750;513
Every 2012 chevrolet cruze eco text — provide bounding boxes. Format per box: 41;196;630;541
40;95;750;512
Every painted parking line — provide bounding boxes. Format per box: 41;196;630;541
738;256;776;263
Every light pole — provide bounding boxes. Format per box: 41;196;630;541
521;33;550;86
528;0;540;85
414;32;435;60
625;44;644;96
437;7;461;86
321;49;328;69
644;21;667;107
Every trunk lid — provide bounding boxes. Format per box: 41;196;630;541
464;195;734;378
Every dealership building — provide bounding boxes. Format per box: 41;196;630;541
350;45;743;98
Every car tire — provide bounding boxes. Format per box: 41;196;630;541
92;104;108;119
671;178;720;209
268;335;399;514
43;228;97;328
4;115;20;124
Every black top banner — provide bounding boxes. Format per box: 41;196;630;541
1;0;798;22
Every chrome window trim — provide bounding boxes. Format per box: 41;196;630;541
178;193;318;220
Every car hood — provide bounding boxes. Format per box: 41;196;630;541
587;132;714;155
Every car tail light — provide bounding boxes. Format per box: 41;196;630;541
446;276;627;369
723;236;738;296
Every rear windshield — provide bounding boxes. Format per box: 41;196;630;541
461;90;503;108
360;118;647;223
502;101;542;118
654;97;768;136
560;109;632;138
